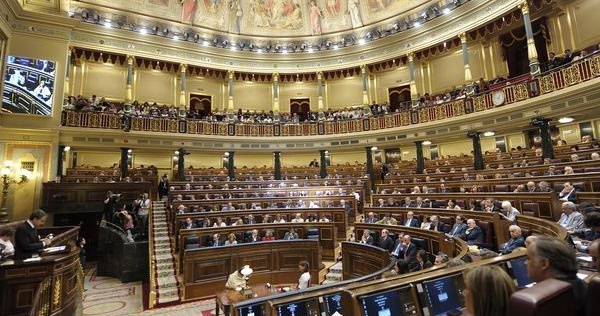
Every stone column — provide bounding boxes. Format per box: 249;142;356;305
365;147;375;193
227;70;235;121
520;0;540;75
273;73;280;113
177;148;186;181
361;65;369;105
408;52;419;108
274;151;282;180
64;48;72;99
415;141;425;174
126;56;134;102
179;64;187;118
469;132;485;170
120;147;130;180
317;71;325;119
227;151;235;180
319;150;328;179
459;32;474;95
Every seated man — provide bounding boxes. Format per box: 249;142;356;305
378;229;394;252
558;182;578;203
359;229;374;245
557;201;584;232
376;213;397;226
283;228;299;240
245;229;261;243
463;219;485;245
14;209;52;259
291;213;305;223
0;228;15;259
363;211;377;224
446;215;468;239
403;211;420;228
499;201;520;223
208;233;223;247
526;236;587;316
225;267;246;289
499;225;525;254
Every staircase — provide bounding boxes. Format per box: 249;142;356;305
321;261;343;285
150;201;180;305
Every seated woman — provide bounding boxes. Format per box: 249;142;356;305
224;233;237;246
297;261;311;290
462;265;516;316
262;230;276;241
225;267;246;290
0;228;15;259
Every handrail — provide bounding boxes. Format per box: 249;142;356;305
28;276;52;316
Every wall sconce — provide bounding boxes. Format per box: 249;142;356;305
0;160;31;223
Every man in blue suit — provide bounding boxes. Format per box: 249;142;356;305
500;225;525;254
446;215;468;239
403;211;420;228
14;209;52;259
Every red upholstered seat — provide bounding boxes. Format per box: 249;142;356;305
508;279;576;316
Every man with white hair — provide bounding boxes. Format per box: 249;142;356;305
499;225;525;254
557;201;584;232
500;201;520;223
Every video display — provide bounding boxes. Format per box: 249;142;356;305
2;55;56;115
238;303;265;316
507;257;534;288
421;274;464;316
322;293;343;315
276;299;319;316
359;288;404;316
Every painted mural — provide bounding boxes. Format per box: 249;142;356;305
75;0;431;37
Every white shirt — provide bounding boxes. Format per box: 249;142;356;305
0;239;14;256
298;272;311;289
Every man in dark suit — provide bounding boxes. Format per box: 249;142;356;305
158;174;169;199
446;215;468;239
209;233;224;247
245;229;261;243
526;181;540;193
363;212;377;224
14;209;51;259
378;229;394;252
390;234;405;260
183;217;197;230
558;182;578;203
412;249;433;271
359;229;374;245
283;228;299;240
403;211;420;228
463;219;485;245
499;225;525;254
245;214;257;225
402;235;419;270
429;215;448;233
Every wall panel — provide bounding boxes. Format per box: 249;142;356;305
81;63;126;100
136;69;175;104
326;77;363;109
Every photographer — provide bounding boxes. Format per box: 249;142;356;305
103;191;120;223
136;193;150;238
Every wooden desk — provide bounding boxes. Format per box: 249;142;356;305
215;283;291;316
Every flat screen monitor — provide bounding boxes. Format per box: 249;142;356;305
322;292;342;315
238;303;265;316
276;298;319;316
359;287;405;316
2;55;56;115
506;257;535;288
419;274;464;316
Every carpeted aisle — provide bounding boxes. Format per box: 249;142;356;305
82;266;216;316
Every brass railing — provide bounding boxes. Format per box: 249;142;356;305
28;276;52;316
60;53;600;137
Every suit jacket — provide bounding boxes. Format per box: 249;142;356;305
364;217;377;224
14;221;44;259
390;240;404;258
448;223;467;237
411;260;433;272
558;189;578;203
360;236;374;245
208;239;224;247
403;217;420;228
464;226;485;245
429;222;448;233
378;236;394;252
403;243;418;265
500;235;525;254
245;235;261;243
283;232;299;240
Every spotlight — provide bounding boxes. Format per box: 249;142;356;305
222;39;229;47
325;41;331;48
249;43;254;50
81;10;89;20
274;44;281;51
453;0;462;6
183;32;190;40
162;28;169;36
193;34;200;42
93;14;101;23
300;43;307;51
212;38;218;46
393;23;400;31
151;26;159;34
307;46;314;53
139;27;147;35
443;7;451;14
422;141;432;146
421;12;429;20
366;32;372;40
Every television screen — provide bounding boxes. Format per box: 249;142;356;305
420;274;464;316
238;303;265;316
276;299;319;316
322;293;342;315
359;288;404;316
2;55;56;115
507;257;534;288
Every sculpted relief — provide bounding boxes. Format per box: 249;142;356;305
76;0;431;37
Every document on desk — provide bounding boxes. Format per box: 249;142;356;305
578;255;593;262
43;246;66;253
23;257;42;262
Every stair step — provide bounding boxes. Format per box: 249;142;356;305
157;276;178;287
321;280;339;285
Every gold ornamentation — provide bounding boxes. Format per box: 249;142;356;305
538;75;555;94
590;55;600;77
514;83;529;101
564;65;581;86
418;109;429;123
53;275;61;309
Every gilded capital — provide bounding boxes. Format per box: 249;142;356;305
519;0;530;15
228;70;234;79
180;64;187;72
459;32;467;44
407;52;415;63
127;55;134;65
360;65;367;73
273;73;279;81
317;71;323;80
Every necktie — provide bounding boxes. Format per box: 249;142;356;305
393;243;402;257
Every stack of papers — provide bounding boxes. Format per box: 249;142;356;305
43;246;66;253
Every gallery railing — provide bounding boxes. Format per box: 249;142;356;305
60;53;600;137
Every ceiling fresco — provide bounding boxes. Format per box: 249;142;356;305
76;0;435;37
